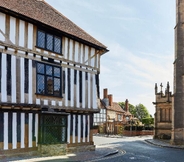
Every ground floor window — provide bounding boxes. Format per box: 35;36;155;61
39;114;67;144
36;62;62;97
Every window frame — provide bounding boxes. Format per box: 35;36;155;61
39;114;67;144
93;108;107;126
117;114;122;121
36;29;62;54
36;62;62;97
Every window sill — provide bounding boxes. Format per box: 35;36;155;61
35;46;63;56
35;93;63;100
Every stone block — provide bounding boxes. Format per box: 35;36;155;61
38;144;67;156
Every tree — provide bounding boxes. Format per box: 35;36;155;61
118;102;136;115
142;117;154;126
119;102;150;121
134;104;150;121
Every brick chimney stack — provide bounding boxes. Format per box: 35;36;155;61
125;99;129;112
103;88;108;99
108;94;113;106
103;88;109;106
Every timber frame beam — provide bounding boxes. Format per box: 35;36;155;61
0;41;99;74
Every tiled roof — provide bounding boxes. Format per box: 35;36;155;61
0;0;107;49
125;111;132;116
107;102;125;113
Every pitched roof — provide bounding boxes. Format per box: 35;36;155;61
0;0;107;50
106;102;125;113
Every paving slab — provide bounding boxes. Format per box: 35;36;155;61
0;145;119;162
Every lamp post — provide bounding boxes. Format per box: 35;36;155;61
107;121;109;136
107;115;110;136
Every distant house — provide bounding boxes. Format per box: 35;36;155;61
93;88;132;134
0;0;108;155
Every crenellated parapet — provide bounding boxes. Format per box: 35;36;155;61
153;82;173;104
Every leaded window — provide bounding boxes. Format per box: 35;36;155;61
36;62;62;97
39;114;67;144
93;108;106;126
37;29;62;54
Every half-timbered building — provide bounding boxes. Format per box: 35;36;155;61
93;88;132;134
0;0;108;155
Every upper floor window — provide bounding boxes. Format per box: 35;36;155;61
117;114;122;121
93;108;106;126
36;62;62;97
37;29;62;54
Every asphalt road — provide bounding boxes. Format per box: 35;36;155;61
93;136;184;162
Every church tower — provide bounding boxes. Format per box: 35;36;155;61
171;0;184;144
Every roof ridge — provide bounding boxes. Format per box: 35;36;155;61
0;0;108;49
42;0;104;47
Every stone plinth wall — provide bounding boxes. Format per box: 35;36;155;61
67;144;95;153
122;130;153;136
154;128;171;138
38;144;67;156
154;122;172;137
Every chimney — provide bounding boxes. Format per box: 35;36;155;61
125;99;129;112
108;94;113;106
103;88;108;99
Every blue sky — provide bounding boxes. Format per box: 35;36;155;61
46;0;175;116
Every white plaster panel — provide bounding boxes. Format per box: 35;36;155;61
78;115;81;143
1;53;7;102
28;23;33;49
64;37;68;59
80;44;83;64
20;58;25;103
36;99;40;105
28;60;33;104
67;115;71;143
83;115;86;142
35;114;38;146
93;74;97;109
10;16;16;44
44;100;48;105
21;113;25;148
88;73;91;108
3;112;8;150
19;20;25;47
11;55;16;103
28;113;33;148
0;12;5;42
64;68;68;106
70;69;74;107
91;48;95;68
51;101;56;106
87;115;90;142
84;45;89;65
97;54;100;69
58;101;62;106
12;113;17;149
74;42;79;62
82;71;85;108
73;114;75;143
76;70;79;108
69;39;73;61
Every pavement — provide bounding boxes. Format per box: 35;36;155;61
1;145;120;162
145;138;184;149
2;135;184;162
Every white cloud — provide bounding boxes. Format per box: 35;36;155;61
100;42;173;116
45;0;175;117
